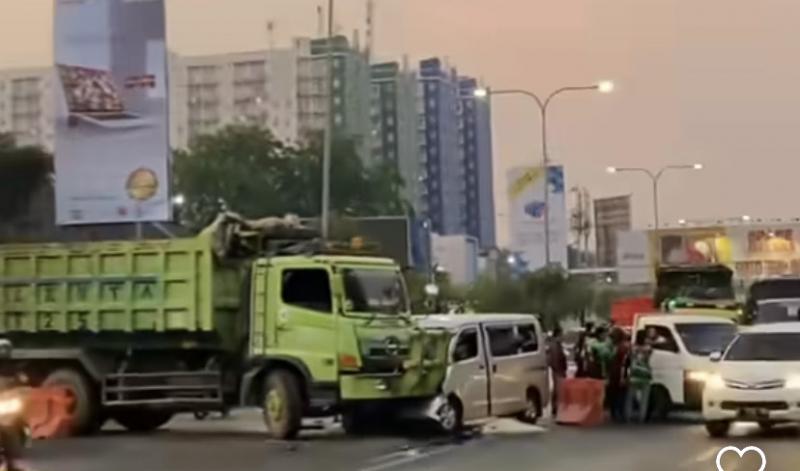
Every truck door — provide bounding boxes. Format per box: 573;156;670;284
267;266;338;384
444;327;489;421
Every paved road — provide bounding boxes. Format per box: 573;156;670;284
20;412;794;471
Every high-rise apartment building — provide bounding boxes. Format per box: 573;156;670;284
418;57;464;236
370;60;421;211
459;77;496;249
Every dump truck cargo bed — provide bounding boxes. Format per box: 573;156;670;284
0;235;242;341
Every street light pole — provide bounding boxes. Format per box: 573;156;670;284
477;82;613;267
320;0;334;239
606;164;703;231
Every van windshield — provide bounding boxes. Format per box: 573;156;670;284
342;268;409;315
675;323;737;356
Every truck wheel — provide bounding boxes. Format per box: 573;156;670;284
262;370;303;440
113;409;173;432
705;420;730;438
647;386;671;423
42;368;100;436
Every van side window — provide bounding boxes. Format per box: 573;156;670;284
644;325;679;353
486;325;518;357
453;329;479;362
281;269;332;313
517;324;539;353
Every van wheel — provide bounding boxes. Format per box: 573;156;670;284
516;390;542;425
42;368;100;436
437;397;463;435
262;370;303;440
648;386;671;422
705;420;730;438
113;409;173;432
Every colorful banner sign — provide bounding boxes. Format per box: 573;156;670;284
54;0;171;225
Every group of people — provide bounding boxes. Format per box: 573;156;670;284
547;323;659;423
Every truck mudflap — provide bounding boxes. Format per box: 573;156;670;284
102;371;223;409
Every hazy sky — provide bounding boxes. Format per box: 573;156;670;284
3;0;800;245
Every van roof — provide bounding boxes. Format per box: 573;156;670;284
740;322;800;334
635;313;735;325
416;313;538;329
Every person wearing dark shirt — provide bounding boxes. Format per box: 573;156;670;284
547;326;568;415
607;328;630;422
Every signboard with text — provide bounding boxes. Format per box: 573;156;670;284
54;0;171;225
507;165;568;270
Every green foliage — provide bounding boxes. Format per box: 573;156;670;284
173;125;408;230
0;133;53;219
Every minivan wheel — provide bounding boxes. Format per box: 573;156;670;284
705;420;730;438
758;421;774;432
648;386;671;422
516;391;542;425
437;397;462;434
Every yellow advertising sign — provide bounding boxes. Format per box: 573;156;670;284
508;167;544;200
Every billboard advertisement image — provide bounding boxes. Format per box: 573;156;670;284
54;0;171;225
507;165;568;270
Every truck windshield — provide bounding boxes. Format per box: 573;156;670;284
342;269;408;315
725;333;800;361
674;323;737;356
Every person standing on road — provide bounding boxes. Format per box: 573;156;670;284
547;326;568;415
607;328;630;422
625;335;653;423
588;326;614;380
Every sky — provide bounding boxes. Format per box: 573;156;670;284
3;0;800;246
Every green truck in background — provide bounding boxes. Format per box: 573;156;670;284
0;213;449;439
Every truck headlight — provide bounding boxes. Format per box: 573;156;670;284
0;397;23;416
706;374;725;390
686;371;711;383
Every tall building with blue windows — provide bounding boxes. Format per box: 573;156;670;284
418;58;464;235
370;60;421;211
459;77;496;250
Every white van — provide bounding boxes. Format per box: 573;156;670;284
631;314;737;419
415;314;549;432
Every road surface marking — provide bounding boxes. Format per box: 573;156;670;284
359;445;458;471
679;446;720;468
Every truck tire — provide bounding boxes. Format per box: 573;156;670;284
42;368;100;436
113;409;173;433
262;370;303;440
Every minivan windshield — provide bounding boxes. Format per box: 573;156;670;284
675;323;737;356
342;268;409;315
725;333;800;361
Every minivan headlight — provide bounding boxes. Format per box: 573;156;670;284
785;375;800;389
706;374;725;390
686;371;710;383
0;397;22;416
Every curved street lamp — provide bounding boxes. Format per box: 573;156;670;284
475;81;614;267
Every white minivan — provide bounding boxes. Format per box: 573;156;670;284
415;314;549;432
631;314;737;419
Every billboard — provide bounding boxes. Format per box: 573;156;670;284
594;195;632;267
507;165;568;270
54;0;171;225
616;230;652;285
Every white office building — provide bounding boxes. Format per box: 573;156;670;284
0;67;55;150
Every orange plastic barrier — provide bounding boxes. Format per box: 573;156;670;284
23;387;75;439
555;378;605;426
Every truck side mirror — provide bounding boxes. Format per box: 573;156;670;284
709;351;722;362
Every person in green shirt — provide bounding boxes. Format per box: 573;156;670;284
625;334;653;423
589;327;615;380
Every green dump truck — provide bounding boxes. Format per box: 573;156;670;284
0;213;449;439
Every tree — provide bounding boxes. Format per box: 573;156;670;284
173;125;408;230
0;133;53;220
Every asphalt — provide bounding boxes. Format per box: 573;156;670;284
19;411;794;471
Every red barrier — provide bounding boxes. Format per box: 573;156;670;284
24;387;75;439
556;378;605;426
